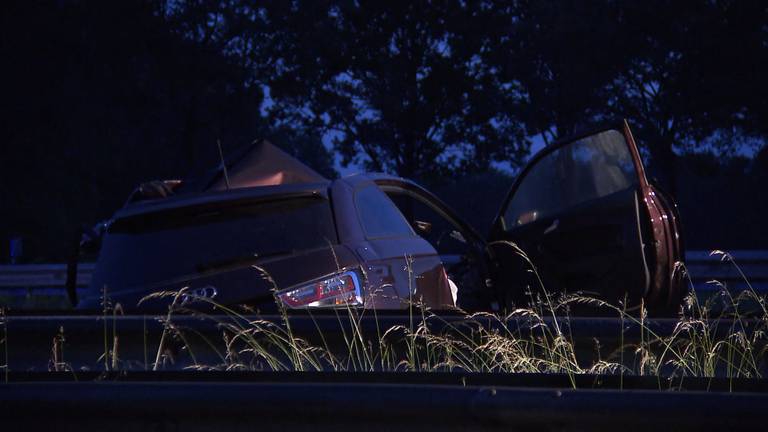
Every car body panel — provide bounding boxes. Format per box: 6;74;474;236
79;174;454;312
80;245;360;313
339;175;454;308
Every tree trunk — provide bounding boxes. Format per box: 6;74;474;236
648;139;678;199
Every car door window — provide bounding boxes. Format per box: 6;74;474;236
503;129;638;229
354;185;415;238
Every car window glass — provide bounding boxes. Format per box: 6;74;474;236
355;185;414;238
90;198;337;292
503;129;638;229
387;192;469;255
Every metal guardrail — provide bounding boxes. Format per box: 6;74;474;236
1;374;767;430
684;250;768;295
0;263;94;289
0;250;765;303
0;263;93;309
1;254;765;431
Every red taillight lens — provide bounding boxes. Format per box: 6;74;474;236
277;270;362;308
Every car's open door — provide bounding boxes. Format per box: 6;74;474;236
488;120;683;314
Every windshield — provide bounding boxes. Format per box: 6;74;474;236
89;197;337;292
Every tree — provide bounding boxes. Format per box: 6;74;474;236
506;0;626;142
168;1;532;181
0;0;278;260
160;0;338;176
607;1;768;194
493;0;768;195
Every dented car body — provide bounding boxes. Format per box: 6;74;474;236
79;175;455;312
76;120;684;315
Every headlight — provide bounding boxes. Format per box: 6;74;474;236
276;270;363;309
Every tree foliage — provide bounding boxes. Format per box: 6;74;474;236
192;1;533;180
3;0;767;259
166;0;767;185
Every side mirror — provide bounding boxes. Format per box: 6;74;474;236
413;220;432;236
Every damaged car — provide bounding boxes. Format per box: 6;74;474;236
72;120;684;315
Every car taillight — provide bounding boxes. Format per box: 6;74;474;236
277;270;363;309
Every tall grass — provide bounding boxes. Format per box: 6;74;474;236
3;248;765;384
136;249;766;382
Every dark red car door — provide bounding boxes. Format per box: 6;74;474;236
488;120;684;314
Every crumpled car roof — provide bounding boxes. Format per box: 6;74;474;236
206;139;327;190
